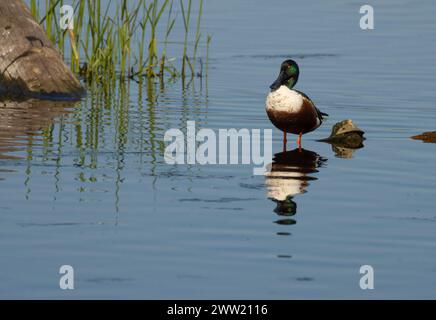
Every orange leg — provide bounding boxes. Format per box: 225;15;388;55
297;132;302;149
283;131;287;152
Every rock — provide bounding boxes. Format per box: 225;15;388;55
411;131;436;143
320;119;364;142
0;0;84;99
318;119;365;158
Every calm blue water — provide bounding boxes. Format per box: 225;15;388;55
1;0;436;299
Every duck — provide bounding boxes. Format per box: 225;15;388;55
266;59;328;149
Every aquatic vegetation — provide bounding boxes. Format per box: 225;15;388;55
28;0;210;83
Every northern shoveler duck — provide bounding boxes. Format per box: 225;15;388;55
266;59;328;149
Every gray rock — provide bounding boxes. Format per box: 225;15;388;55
318;119;365;158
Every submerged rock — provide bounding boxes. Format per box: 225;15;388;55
318;119;365;158
411;131;436;143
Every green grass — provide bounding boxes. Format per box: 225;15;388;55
29;0;211;83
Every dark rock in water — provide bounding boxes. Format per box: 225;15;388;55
411;131;436;143
318;119;365;158
320;119;365;143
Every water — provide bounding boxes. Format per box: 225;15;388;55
1;0;436;299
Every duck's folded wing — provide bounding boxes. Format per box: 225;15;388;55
296;89;328;121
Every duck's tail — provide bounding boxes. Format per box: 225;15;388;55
315;107;329;121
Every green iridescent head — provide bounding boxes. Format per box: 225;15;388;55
270;59;300;91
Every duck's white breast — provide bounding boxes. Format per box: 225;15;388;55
266;85;303;113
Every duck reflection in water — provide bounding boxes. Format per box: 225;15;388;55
265;148;327;223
